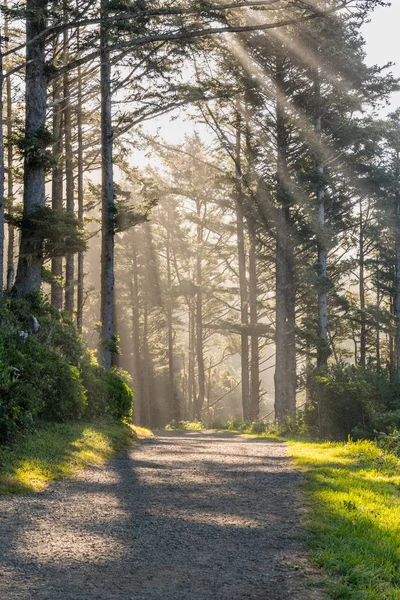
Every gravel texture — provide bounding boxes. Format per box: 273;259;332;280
0;431;327;599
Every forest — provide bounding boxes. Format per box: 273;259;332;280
2;1;400;599
1;0;399;441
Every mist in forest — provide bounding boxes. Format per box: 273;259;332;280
2;0;400;439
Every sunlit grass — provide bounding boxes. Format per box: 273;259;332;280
288;439;400;599
0;421;139;495
131;424;154;439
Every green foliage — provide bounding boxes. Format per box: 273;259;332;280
2;337;86;429
223;418;249;432
305;363;400;440
80;360;109;419
165;420;205;430
80;359;134;422
289;439;400;599
376;429;400;456
248;421;268;435
6;206;87;260
15;127;57;171
106;371;134;421
9;292;85;364
0;295;134;445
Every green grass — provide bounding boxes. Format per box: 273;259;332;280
287;438;400;599
0;420;142;495
165;419;205;430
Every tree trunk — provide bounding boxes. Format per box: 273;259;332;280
376;285;381;369
130;230;142;424
51;71;64;308
99;0;115;369
315;73;329;368
274;58;296;426
235;112;250;421
194;206;205;419
188;295;196;420
5;9;15;288
76;54;84;332
64;21;75;317
395;150;400;375
0;24;5;291
13;0;48;297
166;207;180;420
141;294;152;427
359;198;366;367
248;219;260;420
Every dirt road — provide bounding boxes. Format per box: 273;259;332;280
0;431;325;599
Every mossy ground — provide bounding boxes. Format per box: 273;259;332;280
0;420;151;495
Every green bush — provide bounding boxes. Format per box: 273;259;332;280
224;418;249;432
80;359;133;422
0;293;134;444
80;360;108;419
249;421;268;435
165;420;204;430
106;371;133;421
0;368;40;443
9;292;84;365
305;363;400;440
5;337;87;423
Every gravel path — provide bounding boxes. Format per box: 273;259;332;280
0;431;326;599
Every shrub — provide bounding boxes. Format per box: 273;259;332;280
106;371;133;421
305;363;400;440
80;359;133;422
166;420;204;430
249;421;268;435
5;337;87;423
224;418;249;432
80;360;108;419
9;292;85;365
0;369;40;443
0;294;133;443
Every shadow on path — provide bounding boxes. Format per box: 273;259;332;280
0;432;326;600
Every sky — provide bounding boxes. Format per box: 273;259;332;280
134;3;400;164
362;1;400;112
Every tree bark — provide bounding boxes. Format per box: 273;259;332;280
376;285;381;369
51;70;64;308
395;150;400;375
99;0;115;369
235;115;250;422
194;204;205;420
13;0;48;297
166;206;180;420
76;54;84;332
274;57;296;426
130;230;142;424
315;72;329;368
0;23;5;292
5;9;15;288
359;198;366;367
64;19;75;317
188;295;196;420
248;219;260;421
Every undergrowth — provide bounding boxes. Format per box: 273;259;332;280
165;419;205;430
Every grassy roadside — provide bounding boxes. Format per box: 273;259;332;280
210;424;400;597
286;438;400;600
0;421;152;495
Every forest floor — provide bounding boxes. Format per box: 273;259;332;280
0;431;327;600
